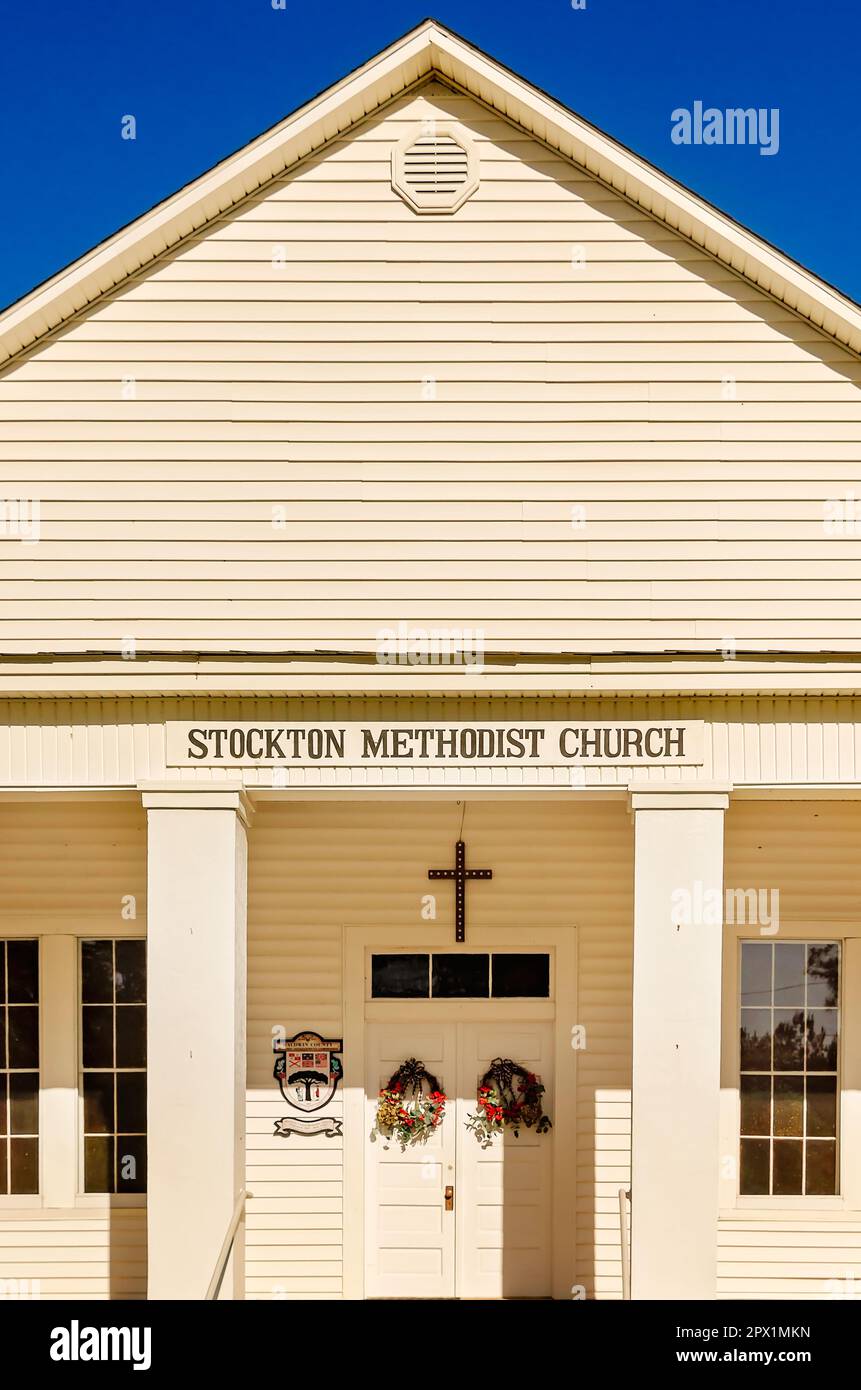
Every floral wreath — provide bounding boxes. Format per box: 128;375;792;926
372;1057;447;1150
465;1057;552;1148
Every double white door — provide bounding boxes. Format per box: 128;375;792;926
365;1019;554;1298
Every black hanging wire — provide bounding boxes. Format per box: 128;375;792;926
385;1058;443;1096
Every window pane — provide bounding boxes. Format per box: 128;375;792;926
10;1137;37;1195
807;1076;837;1138
6;941;38;1003
807;944;838;1007
806;1141;837;1196
773;1140;803;1196
740;942;771;1006
0;1138;5;1195
116;1073;146;1134
806;1009;838;1071
773;1010;804;1070
371;955;429;999
773;943;805;1007
83;1073;114;1135
82;1007;114;1068
8;1007;39;1068
773;1076;803;1137
739;1075;770;1135
116;1007;146;1068
491;954;550;998
116;1136;147;1194
0;1007;5;1069
81;939;114;1004
9;1073;38;1135
739;1138;770;1195
0;1074;5;1133
740;1009;771;1069
0;942;5;1000
115;940;146;1004
432;954;489;998
84;1135;113;1193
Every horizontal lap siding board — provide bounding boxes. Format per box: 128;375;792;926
0;1210;146;1298
1;84;860;655
721;801;861;1299
717;1218;861;1298
0;800;146;923
245;797;632;1300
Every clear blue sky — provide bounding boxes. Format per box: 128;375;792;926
1;0;858;309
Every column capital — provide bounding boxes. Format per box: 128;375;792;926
140;784;254;825
628;783;731;813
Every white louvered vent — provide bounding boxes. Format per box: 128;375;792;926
392;125;479;214
402;134;470;195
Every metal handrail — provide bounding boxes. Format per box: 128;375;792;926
619;1186;631;1300
205;1188;249;1301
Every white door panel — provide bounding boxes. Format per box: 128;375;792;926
365;1019;554;1299
457;1022;554;1299
365;1025;457;1298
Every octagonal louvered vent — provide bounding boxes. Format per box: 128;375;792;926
392;125;479;214
403;134;469;194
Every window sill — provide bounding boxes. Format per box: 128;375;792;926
721;1199;861;1219
0;1200;145;1219
74;1193;146;1209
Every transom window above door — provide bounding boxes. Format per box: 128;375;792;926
370;952;550;1000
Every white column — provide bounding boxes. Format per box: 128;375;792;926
142;788;251;1299
628;787;729;1300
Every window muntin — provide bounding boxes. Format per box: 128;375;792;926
80;939;147;1194
370;952;551;1000
0;940;39;1195
739;940;839;1196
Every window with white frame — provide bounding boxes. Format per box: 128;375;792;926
80;939;146;1194
739;940;839;1196
0;940;39;1195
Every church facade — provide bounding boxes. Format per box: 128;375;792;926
1;20;860;1301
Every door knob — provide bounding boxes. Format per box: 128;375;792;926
444;1184;454;1211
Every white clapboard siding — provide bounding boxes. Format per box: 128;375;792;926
0;81;860;654
0;1210;146;1299
246;797;632;1300
0;799;146;925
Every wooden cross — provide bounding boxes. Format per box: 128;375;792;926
428;839;492;942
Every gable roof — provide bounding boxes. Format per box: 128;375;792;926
2;17;861;365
